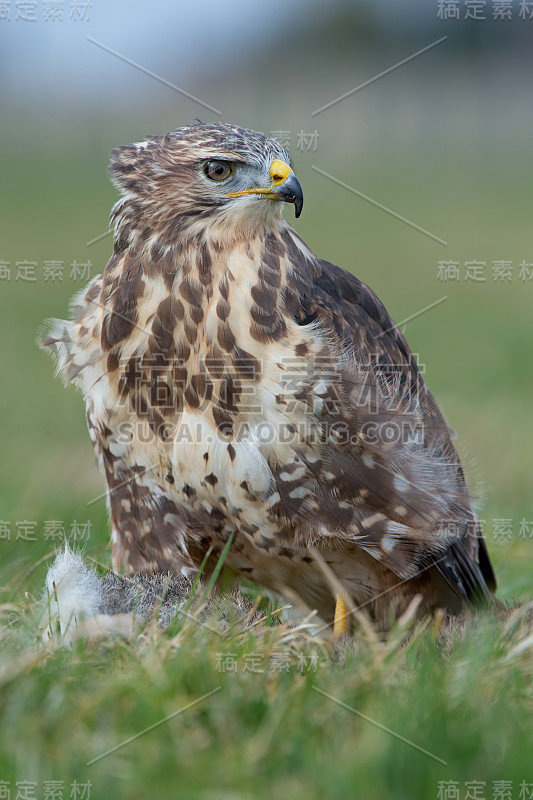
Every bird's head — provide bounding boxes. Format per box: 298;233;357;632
109;122;303;250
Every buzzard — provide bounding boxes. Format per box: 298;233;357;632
43;123;496;633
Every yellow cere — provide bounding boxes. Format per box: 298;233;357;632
269;159;293;185
227;159;293;198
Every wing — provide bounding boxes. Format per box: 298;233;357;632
293;255;496;606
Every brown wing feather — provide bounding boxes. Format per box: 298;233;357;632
296;257;496;605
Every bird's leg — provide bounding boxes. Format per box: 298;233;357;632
333;594;350;637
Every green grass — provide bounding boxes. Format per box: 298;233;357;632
0;132;532;799
2;594;533;799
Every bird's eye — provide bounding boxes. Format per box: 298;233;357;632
203;161;233;182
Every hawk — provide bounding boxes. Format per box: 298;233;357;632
42;122;496;633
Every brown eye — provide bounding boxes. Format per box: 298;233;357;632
203;161;233;182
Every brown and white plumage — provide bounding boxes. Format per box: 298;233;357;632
42;122;496;629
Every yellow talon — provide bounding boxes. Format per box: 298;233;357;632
333;594;350;637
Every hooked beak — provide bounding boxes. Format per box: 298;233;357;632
227;159;304;219
270;170;304;219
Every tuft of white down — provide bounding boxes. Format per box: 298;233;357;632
40;546;103;643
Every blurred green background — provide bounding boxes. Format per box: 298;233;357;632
0;1;532;797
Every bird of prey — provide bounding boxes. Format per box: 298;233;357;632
42;122;496;633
